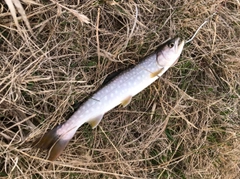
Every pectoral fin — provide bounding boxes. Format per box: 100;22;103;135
88;114;104;129
150;68;164;78
121;96;132;107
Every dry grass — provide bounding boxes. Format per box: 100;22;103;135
0;0;240;178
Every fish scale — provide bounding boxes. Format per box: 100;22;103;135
33;37;185;161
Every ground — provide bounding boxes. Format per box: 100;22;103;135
0;0;240;178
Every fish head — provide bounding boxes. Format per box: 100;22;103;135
156;37;185;67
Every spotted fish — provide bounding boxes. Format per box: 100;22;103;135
33;37;185;160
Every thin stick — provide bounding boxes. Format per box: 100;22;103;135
185;20;208;44
96;8;100;65
185;13;216;44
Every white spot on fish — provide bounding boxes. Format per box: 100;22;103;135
64;123;69;127
76;110;82;116
78;114;82;118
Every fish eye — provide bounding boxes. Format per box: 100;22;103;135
168;42;175;48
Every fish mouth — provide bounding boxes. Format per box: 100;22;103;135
175;37;185;54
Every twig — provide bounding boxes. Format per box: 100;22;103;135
185;13;216;44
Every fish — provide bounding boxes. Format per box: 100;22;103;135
33;37;185;161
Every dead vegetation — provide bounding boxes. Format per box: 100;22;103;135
0;0;240;178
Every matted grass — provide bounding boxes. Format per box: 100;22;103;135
0;0;239;178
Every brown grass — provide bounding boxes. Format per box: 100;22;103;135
1;0;240;178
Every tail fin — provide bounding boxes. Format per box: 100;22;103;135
33;124;77;161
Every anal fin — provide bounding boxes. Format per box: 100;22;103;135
88;114;104;129
121;96;132;107
150;68;164;78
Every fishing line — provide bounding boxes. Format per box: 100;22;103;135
185;13;216;44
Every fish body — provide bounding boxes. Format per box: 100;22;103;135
34;37;185;160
